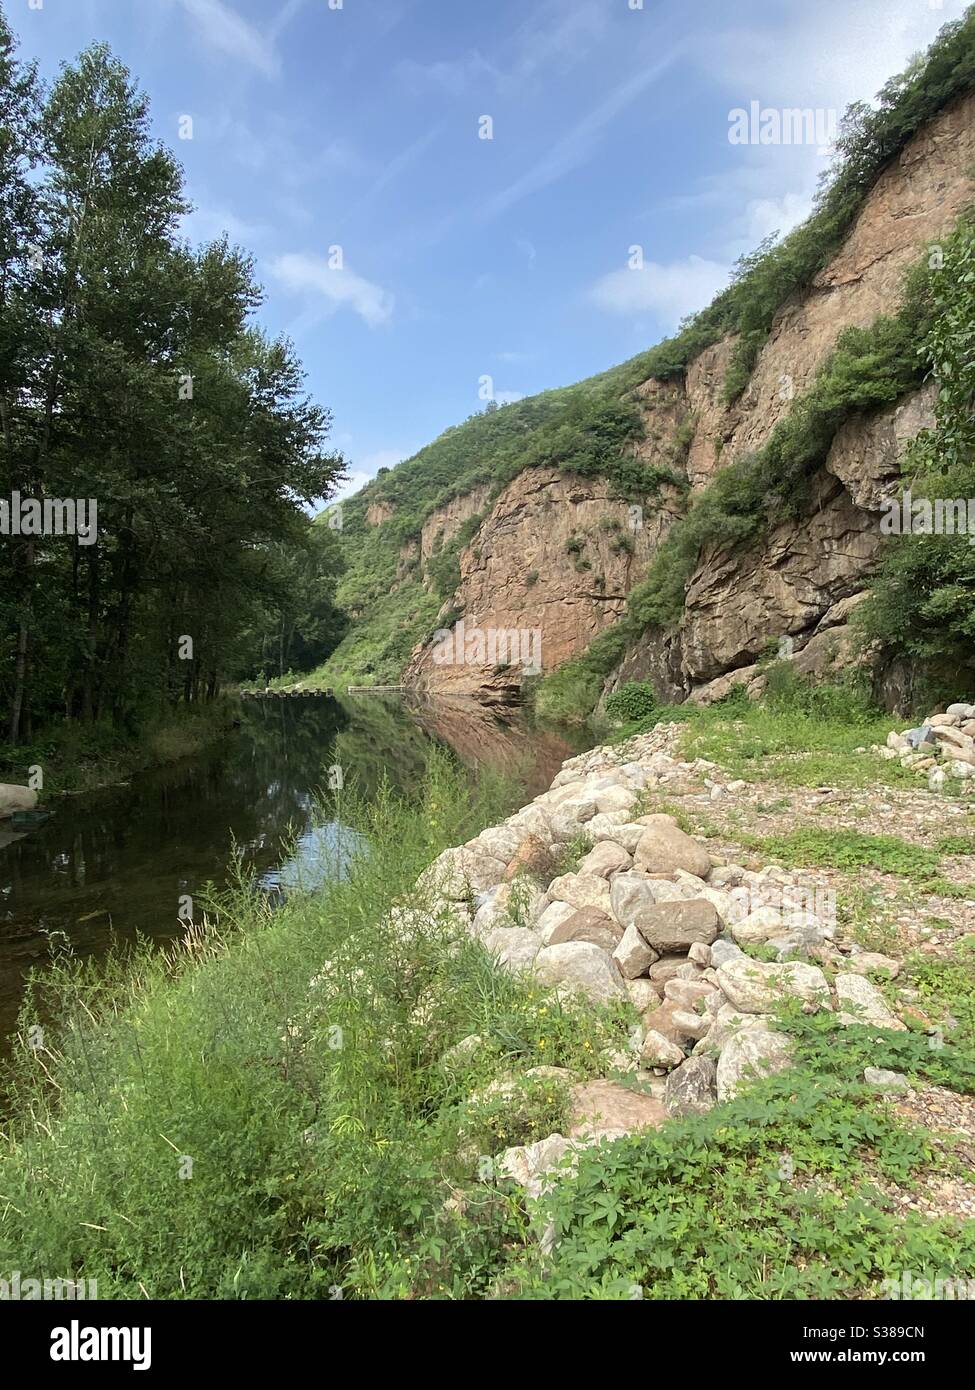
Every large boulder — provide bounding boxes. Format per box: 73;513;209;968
633;814;712;878
568;1079;667;1141
533;942;627;1005
546;906;623;953
835;972;906;1030
547;872;613;917
665;1055;718;1115
716;1027;792;1101
716;959;832;1014
611;877;720;952
0;785;37;820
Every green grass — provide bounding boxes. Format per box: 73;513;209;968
0;752;634;1299
740;828;942;878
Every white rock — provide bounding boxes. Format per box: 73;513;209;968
716;959;832;1014
612;922;658;978
533;942;627;1005
420;846;507;900
484;927;543;975
639;1029;685;1070
730;906;785;945
716;1027;792;1101
625;978;661;1012
835;972;906;1030
547;872;613;916
535;900;579;945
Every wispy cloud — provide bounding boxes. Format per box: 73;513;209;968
589;255;730;331
396;50;501;97
174;0;281;78
269;253;395;328
479;46;682;220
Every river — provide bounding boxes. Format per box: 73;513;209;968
0;694;590;1052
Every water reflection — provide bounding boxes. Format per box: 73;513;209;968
0;694;587;1046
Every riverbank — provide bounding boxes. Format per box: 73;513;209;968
1;693;973;1298
0;699;240;800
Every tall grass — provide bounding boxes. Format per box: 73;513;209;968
0;751;630;1299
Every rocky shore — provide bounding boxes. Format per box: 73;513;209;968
399;721;929;1204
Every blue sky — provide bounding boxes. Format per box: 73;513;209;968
13;0;969;504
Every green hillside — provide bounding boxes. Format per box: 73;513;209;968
311;11;975;693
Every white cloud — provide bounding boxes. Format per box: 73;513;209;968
589;256;731;330
397;51;501;97
742;190;815;247
174;0;280;78
357;449;406;473
185;203;267;245
269;253;395;328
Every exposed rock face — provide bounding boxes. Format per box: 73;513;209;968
404;467;683;700
392;93;975;705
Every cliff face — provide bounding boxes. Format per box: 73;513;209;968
403;468;684;700
377;93;975;705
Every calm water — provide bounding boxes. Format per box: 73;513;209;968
0;694;588;1050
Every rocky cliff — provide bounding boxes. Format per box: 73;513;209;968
346;85;975;708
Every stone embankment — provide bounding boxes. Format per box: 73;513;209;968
400;722;924;1200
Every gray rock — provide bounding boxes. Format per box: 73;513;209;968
547;906;624;953
863;1066;909;1094
903;725;934;749
835;973;906;1030
613;923;660;979
664;1055;718;1116
709;938;746;968
716;959;832;1014
533;942;627;1004
716;1028;792;1100
614;890;720;952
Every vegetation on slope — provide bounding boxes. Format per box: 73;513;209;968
323;9;975;696
3;712;974;1299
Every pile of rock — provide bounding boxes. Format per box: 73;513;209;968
408;730;913;1198
878;701;975;790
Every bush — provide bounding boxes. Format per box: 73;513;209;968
604;682;657;725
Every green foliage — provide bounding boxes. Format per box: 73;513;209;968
604;682;657;725
0;28;344;744
507;1068;974;1299
318;12;975;693
861;216;975;690
742;828;943;878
